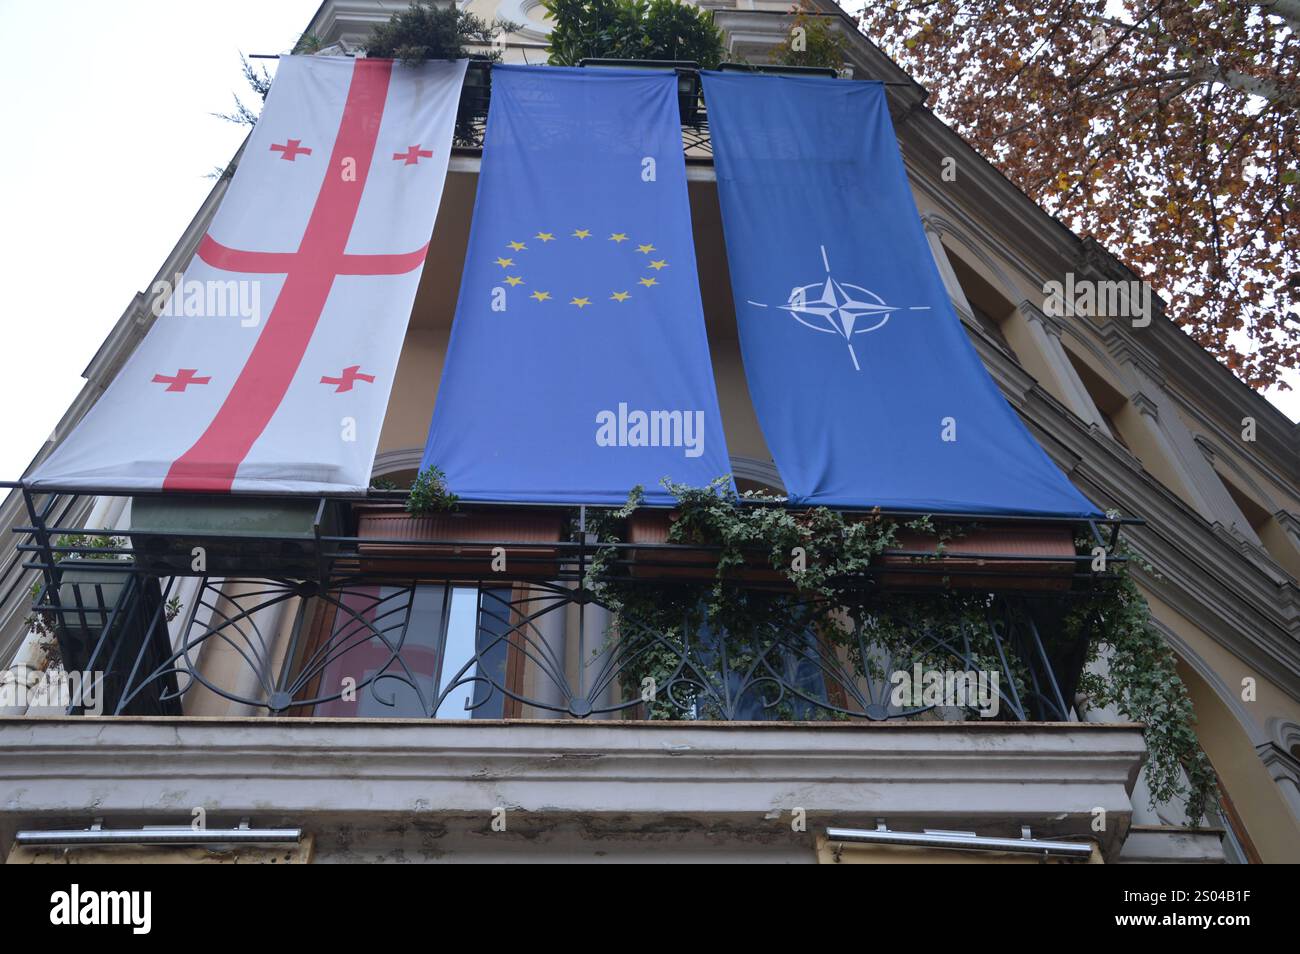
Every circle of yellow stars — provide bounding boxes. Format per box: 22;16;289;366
495;228;669;310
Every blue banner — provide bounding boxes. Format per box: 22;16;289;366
422;65;732;504
701;73;1098;516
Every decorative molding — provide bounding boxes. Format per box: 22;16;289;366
306;0;428;49
730;455;784;491
1018;298;1065;338
497;0;552;41
1256;718;1300;822
1129;390;1161;420
0;718;1149;860
371;446;425;478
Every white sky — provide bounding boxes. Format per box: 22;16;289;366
0;0;318;482
0;0;1293;484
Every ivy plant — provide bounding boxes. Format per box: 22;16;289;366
581;478;1218;825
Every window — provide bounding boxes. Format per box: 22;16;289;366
969;302;1017;357
1063;347;1142;460
1217;472;1300;580
941;247;1019;361
1098;408;1132;453
302;584;518;718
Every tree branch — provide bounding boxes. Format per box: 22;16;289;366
1252;0;1300;32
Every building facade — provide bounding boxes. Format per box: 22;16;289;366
0;0;1297;863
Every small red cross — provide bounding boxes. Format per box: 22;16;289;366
271;139;312;161
152;369;211;392
392;144;433;166
320;365;376;393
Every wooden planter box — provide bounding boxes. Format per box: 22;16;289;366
878;525;1077;591
130;496;340;577
626;510;785;582
355;505;564;579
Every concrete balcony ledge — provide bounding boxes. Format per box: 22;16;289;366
0;717;1148;862
1117;825;1227;864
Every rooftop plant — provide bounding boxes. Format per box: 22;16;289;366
545;0;725;68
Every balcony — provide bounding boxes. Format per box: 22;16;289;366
4;484;1131;725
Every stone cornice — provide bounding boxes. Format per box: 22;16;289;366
1018;298;1065;338
0;718;1148;859
305;0;435;49
1099;323;1166;388
1128;390;1161;419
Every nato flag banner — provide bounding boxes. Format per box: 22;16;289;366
422;66;732;504
701;73;1098;517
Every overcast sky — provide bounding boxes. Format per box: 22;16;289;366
0;1;1293;484
0;0;318;482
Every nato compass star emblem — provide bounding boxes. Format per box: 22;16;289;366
747;246;930;371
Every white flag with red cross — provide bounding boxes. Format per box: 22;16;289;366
29;55;468;494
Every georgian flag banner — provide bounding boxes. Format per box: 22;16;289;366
421;66;733;504
29;55;467;494
701;72;1099;517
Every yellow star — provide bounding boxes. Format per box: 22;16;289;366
636;244;655;254
536;232;555;242
638;277;658;288
495;257;514;268
570;296;592;308
610;291;631;302
609;232;628;243
571;229;591;239
648;259;669;270
504;276;524;286
507;241;527;251
531;290;551;302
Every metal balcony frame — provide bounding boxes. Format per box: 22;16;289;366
3;482;1136;724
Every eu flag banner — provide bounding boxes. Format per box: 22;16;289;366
701;73;1098;516
422;66;732;504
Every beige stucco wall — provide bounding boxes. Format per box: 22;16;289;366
1143;586;1300;860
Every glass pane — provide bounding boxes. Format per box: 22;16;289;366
356;585;447;718
435;587;514;719
313;585;447;718
434;587;480;718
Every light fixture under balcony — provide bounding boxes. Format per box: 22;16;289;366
15;819;303;848
825;823;1095;860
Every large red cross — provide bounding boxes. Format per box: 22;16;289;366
166;59;428;492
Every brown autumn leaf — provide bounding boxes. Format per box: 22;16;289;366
857;0;1299;390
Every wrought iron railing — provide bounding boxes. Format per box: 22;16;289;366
15;573;1087;722
2;485;1133;723
452;57;713;155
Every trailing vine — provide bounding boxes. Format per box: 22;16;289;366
581;478;1218;825
1069;538;1218;824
